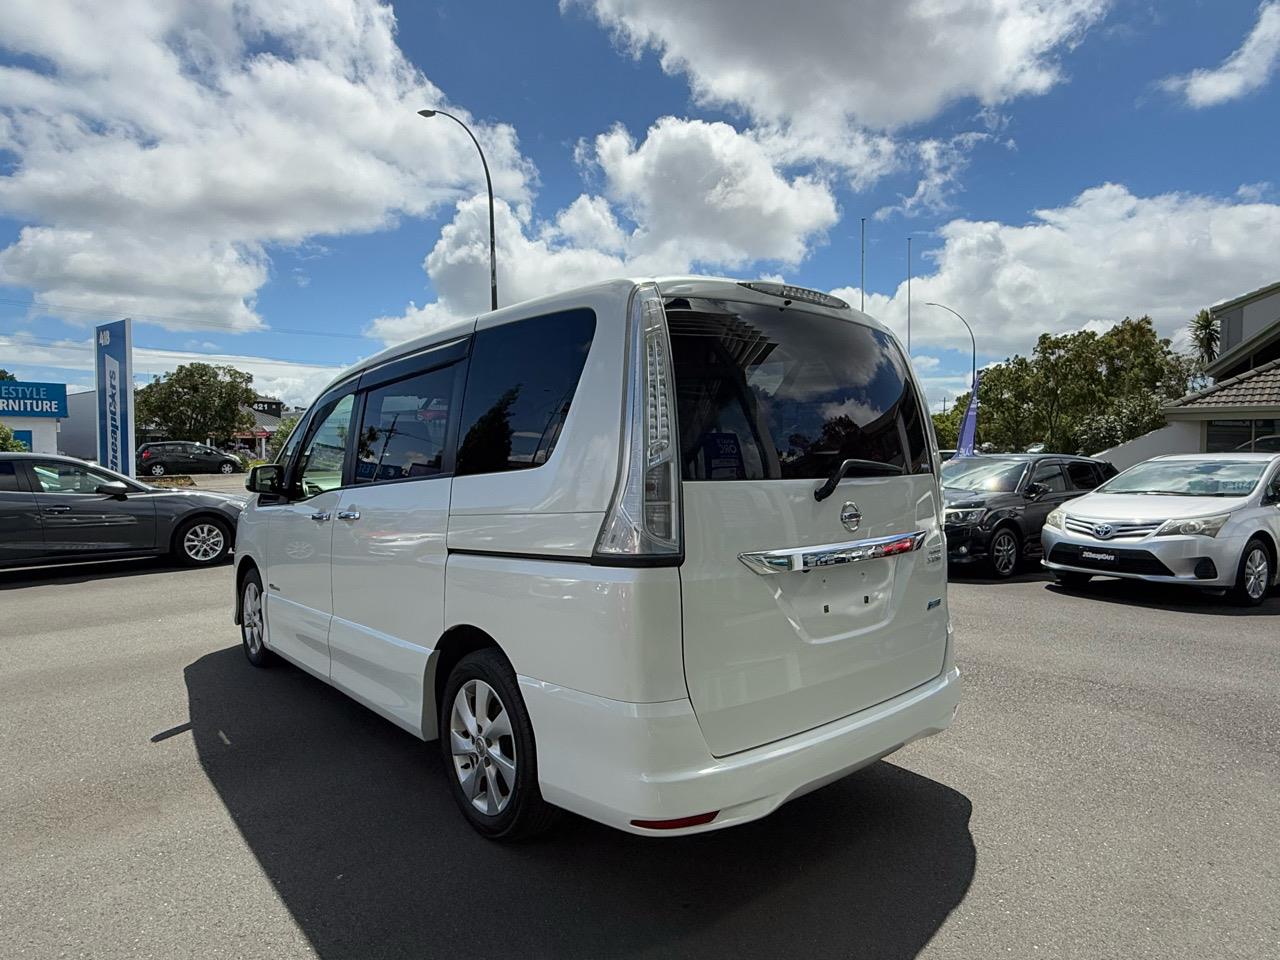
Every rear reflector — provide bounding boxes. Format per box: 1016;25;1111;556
630;811;718;830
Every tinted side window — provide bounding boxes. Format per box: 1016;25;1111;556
1065;461;1100;490
291;393;354;500
355;363;460;484
455;310;596;476
0;462;20;492
1032;463;1067;493
30;461;115;494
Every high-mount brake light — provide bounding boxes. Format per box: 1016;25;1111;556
738;281;849;310
595;283;682;561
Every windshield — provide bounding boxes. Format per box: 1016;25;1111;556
666;297;930;481
942;458;1026;493
1099;459;1267;497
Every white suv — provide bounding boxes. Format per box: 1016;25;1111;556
234;278;960;839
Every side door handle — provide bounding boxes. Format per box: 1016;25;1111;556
337;510;360;521
44;504;72;514
310;511;331;522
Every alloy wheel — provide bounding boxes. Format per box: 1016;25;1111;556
992;531;1018;576
183;523;225;562
1244;547;1269;601
242;581;263;655
220;462;235;474
449;679;517;816
150;464;165;476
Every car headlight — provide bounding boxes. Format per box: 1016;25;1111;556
945;508;985;525
1155;514;1230;538
1044;508;1065;530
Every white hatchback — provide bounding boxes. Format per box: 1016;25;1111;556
1042;454;1280;604
234;277;960;838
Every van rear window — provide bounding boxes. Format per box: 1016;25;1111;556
666;297;929;481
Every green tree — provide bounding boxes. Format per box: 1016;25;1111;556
0;369;16;381
134;362;256;443
1187;308;1218;366
268;415;300;461
0;422;28;451
941;316;1196;455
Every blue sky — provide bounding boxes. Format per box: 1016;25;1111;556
1;0;1279;407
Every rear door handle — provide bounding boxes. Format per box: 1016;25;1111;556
44;504;72;514
310;511;331;522
337;510;360;521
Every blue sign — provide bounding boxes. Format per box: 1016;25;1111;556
0;380;68;418
95;319;136;476
12;430;33;451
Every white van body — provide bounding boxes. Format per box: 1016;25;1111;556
234;277;960;837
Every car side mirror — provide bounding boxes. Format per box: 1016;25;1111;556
96;481;130;500
247;463;282;495
1025;481;1049;500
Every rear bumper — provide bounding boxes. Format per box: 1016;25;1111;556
520;666;961;836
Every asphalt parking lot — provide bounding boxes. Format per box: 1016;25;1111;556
2;561;1277;960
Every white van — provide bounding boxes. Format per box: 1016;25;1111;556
234;278;961;839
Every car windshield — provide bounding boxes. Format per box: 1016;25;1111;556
941;458;1026;493
1099;459;1267;497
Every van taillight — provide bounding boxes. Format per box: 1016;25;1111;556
595;283;682;562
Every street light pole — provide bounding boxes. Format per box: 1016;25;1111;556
417;108;498;312
925;301;977;389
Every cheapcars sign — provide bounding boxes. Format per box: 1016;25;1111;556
0;380;68;418
95;319;136;476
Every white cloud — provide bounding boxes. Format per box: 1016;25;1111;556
371;118;840;344
565;0;1108;130
1161;1;1280;108
0;0;533;332
876;133;991;220
833;183;1280;361
0;333;345;407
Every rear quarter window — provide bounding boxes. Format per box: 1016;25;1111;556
455;309;596;476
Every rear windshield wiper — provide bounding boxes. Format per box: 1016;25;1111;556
814;458;904;502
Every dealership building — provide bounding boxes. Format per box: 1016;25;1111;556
0;380;68;454
1101;280;1280;468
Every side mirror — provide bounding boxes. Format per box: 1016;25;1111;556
1025;481;1049;501
96;481;130;500
247;463;282;495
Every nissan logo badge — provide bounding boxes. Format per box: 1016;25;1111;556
840;501;862;533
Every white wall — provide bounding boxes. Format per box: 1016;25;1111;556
1241;289;1280;347
1093;420;1201;471
1;416;59;454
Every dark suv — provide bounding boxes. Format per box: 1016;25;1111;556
137;442;241;477
942;454;1117;577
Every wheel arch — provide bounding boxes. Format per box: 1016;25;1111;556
233;555;261;626
1245;530;1277;583
424;624;507;741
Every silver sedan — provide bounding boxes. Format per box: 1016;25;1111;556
1041;454;1280;605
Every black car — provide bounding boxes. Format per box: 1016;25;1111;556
942;453;1117;577
137;441;241;477
0;453;245;569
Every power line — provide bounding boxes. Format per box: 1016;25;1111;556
0;296;373;341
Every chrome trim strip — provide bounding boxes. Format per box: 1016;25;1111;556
738;531;928;575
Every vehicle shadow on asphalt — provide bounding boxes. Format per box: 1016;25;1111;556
948;564;1049;586
184;647;976;960
1045;578;1280;616
0;557;194;590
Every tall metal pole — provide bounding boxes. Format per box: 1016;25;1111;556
417;108;498;312
906;237;912;351
859;217;866;312
925;301;977;389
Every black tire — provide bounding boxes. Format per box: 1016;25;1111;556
149;463;166;477
239;568;272;667
1054;571;1092;588
988;526;1021;578
173;515;232;566
219;461;236;475
1231;537;1272;606
440;648;558;841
